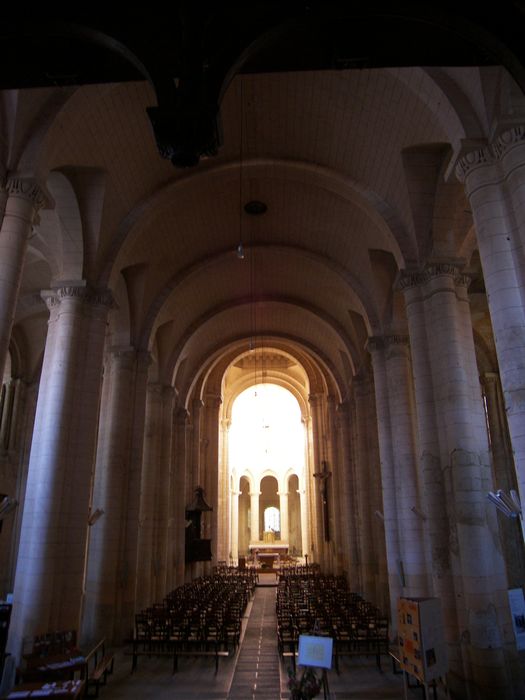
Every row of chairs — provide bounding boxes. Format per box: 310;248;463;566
276;572;389;673
132;571;255;673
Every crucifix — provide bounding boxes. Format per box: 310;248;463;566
313;460;332;542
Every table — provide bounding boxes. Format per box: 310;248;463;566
3;680;85;699
22;654;86;682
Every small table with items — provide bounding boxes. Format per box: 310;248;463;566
3;679;85;699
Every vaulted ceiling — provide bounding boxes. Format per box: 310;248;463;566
3;4;523;398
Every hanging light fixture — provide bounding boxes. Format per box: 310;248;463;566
237;77;245;261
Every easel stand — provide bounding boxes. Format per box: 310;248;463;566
321;668;330;699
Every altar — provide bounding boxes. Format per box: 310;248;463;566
249;542;288;569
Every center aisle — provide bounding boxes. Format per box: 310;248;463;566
228;584;282;699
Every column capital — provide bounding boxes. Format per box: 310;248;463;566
336;400;350;415
204;393;222;409
147;382;165;397
492;125;525;160
42;285;116;311
398;261;468;291
365;336;384;354
174;407;190;425
107;345;137;370
455;143;494;182
5;176;50;213
192;398;204;412
480;371;499;387
455;126;525;182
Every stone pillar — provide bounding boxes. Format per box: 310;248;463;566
335;401;360;587
171;408;189;588
402;264;511;698
366;342;403;629
299;485;308;559
325;395;340;573
400;271;457;655
202;394;221;568
82;347;149;643
0;378;15;450
481;373;525;589
369;336;429;599
457;129;525;542
153;386;175;601
352;375;377;599
8;285;112;660
218;418;231;564
308;393;326;566
136;383;163;610
0;178;47;383
230;489;239;564
278;490;289;542
250;490;261;543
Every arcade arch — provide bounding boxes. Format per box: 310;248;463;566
228;383;306;565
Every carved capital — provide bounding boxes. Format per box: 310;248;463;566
5;177;48;212
336;401;350;416
398;270;426;290
147;382;165;397
455;126;525;182
365;336;384;354
41;285;116;311
175;407;190;425
400;263;469;291
480;371;499;387
162;385;176;400
424;262;462;280
455;146;494;182
205;394;222;409
383;334;409;349
492;126;525;159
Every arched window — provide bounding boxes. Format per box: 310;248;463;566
264;506;280;533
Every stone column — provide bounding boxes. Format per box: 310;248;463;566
299;485;308;559
457;129;525;542
370;336;428;598
366;342;403;628
402;264;511;698
203;394;221;568
250;489;261;543
0;178;47;383
326;395;340;573
8;285;112;660
278;490;289;542
136;383;163;610
171;408;189;588
308;394;326;566
153;386;175;601
352;375;377;599
335;401;360;587
480;373;525;589
0;378;15;450
219;418;231;564
82;347;150;643
230;489;239;564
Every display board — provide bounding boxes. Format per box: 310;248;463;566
508;587;525;651
297;635;333;669
397;597;447;683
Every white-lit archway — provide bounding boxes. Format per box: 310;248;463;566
228;383;307;563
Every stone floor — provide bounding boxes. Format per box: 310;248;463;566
100;578;447;700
